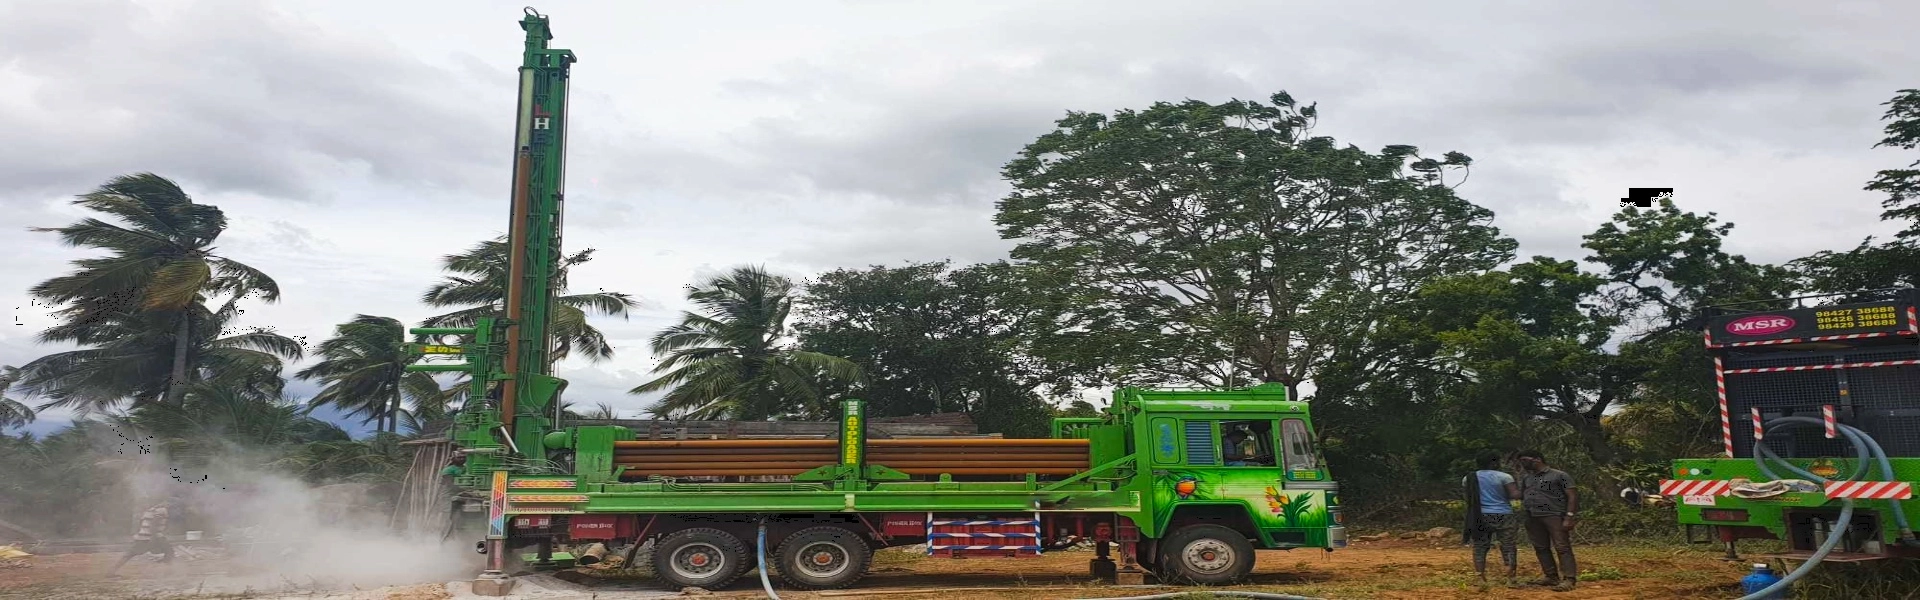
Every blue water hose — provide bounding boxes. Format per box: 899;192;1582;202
1733;499;1855;600
1751;417;1913;539
1734;417;1905;600
757;523;781;600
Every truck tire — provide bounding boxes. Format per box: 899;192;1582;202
773;525;872;590
651;527;748;590
1158;524;1256;585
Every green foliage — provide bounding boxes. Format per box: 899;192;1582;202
1792;238;1920;293
795;260;1093;437
419;236;638;364
296;315;442;433
995;91;1515;390
0;366;35;431
13;296;304;414
633;265;865;420
1867;88;1920;240
1791;89;1920;293
19;173;290;409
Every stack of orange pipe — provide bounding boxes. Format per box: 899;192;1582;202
611;438;1090;478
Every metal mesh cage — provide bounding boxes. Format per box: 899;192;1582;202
1722;343;1920;458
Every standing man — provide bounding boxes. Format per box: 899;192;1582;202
109;494;178;574
1462;451;1521;587
1516;449;1579;592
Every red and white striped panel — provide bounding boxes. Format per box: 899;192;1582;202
1716;332;1902;348
1825;481;1914;500
1724;359;1920;374
1822;405;1836;439
1715;357;1733;458
1660;479;1731;497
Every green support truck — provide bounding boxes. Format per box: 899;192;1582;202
407;9;1347;595
1658;288;1920;562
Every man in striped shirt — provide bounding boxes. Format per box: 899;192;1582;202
109;497;177;573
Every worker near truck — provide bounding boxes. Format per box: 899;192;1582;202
1516;449;1578;592
1461;450;1521;588
109;494;180;574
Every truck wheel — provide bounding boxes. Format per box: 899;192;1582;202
1158;524;1256;585
651;528;748;590
774;525;872;590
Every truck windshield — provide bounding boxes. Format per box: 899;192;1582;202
1281;419;1318;470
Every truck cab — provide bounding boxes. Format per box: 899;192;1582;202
1054;383;1347;583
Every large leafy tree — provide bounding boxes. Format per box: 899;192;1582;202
994;92;1515;394
1867;88;1920;239
796;261;1091;436
1582;198;1799;336
296;315;442;434
632;265;864;420
1792;88;1920;293
417;237;638;364
22;173;284;407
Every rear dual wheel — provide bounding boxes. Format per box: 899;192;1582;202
651;528;750;589
774;526;872;590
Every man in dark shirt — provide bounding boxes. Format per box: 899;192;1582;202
1516;449;1578;591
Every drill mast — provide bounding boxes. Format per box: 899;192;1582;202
406;6;575;476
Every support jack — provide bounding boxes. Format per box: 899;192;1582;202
471;570;515;596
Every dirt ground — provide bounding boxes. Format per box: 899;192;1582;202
0;536;1758;600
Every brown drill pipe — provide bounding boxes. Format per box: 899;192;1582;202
870;438;1088;447
613;439;838;449
617;467;1086;478
610;438;1089;449
611;451;1084;462
612;459;1087;469
499;147;534;432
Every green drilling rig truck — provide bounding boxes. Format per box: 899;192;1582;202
405;8;1347;595
1653;288;1920;576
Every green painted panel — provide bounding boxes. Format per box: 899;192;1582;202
1670;457;1920;544
1152;468;1329;545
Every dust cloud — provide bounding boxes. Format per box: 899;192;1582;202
99;431;476;596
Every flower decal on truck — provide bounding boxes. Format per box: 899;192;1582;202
1266;486;1314;525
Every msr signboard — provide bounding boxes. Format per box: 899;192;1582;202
1706;297;1914;346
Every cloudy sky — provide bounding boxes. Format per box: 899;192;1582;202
2;0;1914;436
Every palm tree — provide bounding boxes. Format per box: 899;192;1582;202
125;382;349;462
558;400;620;420
23;173;283;407
296;315;443;434
632;265;864;420
418;237;638;364
14;297;304;414
0;367;35;431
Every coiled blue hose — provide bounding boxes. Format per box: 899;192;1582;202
1751;417;1913;538
1734;417;1907;600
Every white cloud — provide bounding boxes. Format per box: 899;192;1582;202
2;0;1916;431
